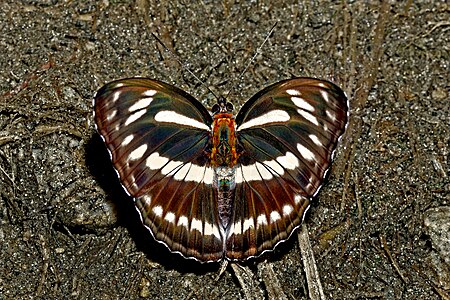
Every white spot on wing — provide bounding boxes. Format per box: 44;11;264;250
164;212;175;223
236;155;297;183
173;163;191;180
146;152;169;170
140;195;152;206
143;89;157;97
263;159;285;175
121;134;134;146
294;194;303;204
237;110;290;131
152;205;163;217
308;134;322;147
177;216;188;228
106;109;117;121
297;109;319;126
112;91;121;102
203;167;214;185
270;211;281;222
125;110;146;126
256;162;273;180
283;204;293;216
241;164;260;181
191;218;203;233
235;167;243;184
318;82;327;88
115;83;125;88
161;160;183;176
204;222;221;239
128;97;153;112
326;109;336;122
154;110;209;131
320;90;330;103
286;89;301;95
243;217;254;233
297;143;316;161
276;151;299;169
231;222;242;235
129;144;148;161
257;214;268;225
184;164;206;183
291;96;315;112
170;164;214;184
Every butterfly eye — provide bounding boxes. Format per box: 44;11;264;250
211;103;220;115
94;77;348;262
225;102;234;112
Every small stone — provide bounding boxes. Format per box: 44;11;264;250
431;87;446;100
139;277;151;298
424;206;450;265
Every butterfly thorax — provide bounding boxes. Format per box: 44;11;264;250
210;113;239;167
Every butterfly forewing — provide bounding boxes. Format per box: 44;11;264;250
94;78;225;261
226;78;348;259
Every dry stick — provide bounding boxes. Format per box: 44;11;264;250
340;0;390;201
337;0;391;292
231;264;264;300
298;224;326;300
0;163;15;189
216;260;229;280
353;172;364;271
257;262;288;300
36;234;50;296
340;137;358;212
379;235;408;284
2;59;54;98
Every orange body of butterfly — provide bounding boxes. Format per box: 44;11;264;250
210;113;239;168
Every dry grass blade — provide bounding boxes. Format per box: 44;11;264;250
298;224;325;300
230;263;264;300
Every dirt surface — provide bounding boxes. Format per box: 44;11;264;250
1;1;449;299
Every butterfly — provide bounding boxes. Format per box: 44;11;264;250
93;77;348;262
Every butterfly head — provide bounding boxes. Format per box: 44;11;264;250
211;96;234;115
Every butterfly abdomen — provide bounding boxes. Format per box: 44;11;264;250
214;166;236;229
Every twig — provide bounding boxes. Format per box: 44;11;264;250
298;224;326;300
230;263;264;300
257;261;288;300
36;234;50;296
379;235;407;284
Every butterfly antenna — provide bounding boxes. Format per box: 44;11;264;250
225;22;277;100
151;32;221;101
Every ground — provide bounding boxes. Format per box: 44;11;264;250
0;1;449;299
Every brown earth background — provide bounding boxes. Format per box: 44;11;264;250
0;1;449;299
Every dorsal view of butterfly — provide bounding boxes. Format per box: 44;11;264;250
93;74;348;262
